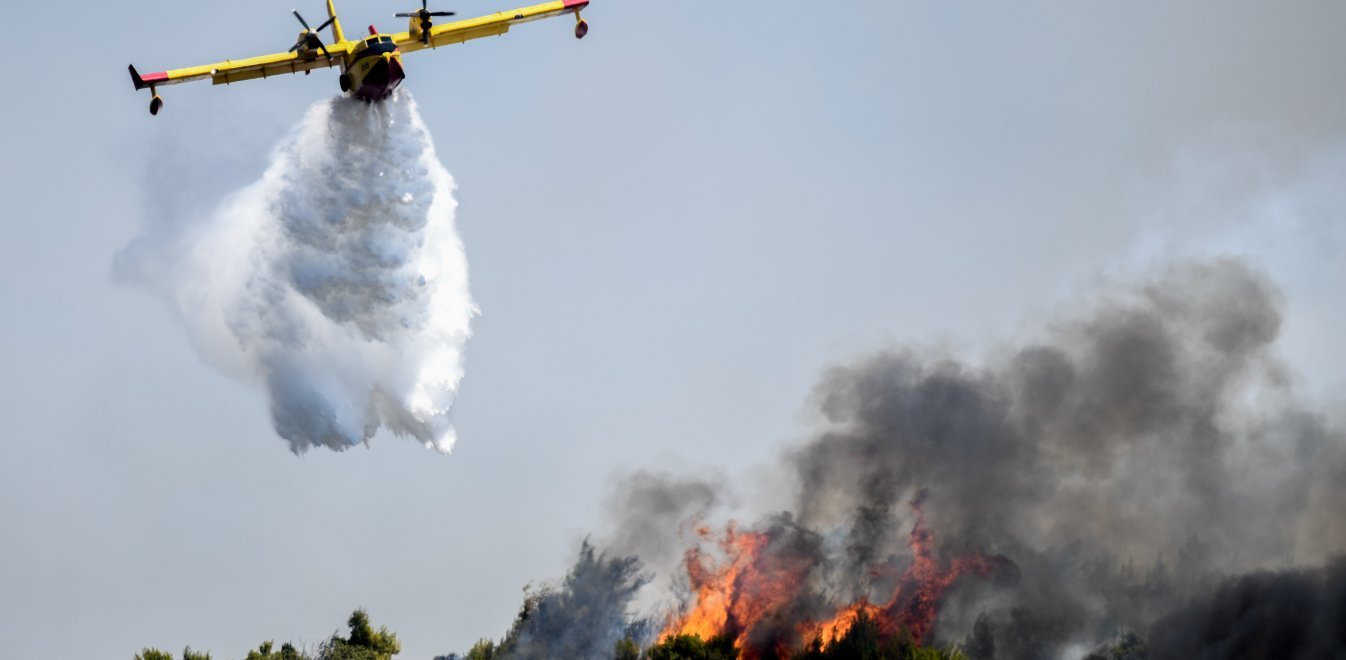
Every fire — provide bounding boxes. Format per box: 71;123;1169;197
661;493;999;656
857;492;1000;643
802;601;881;647
663;525;755;642
661;523;813;653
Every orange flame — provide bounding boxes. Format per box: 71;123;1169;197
661;494;998;656
801;600;881;647
661;522;814;656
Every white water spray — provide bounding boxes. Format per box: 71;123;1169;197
119;92;475;453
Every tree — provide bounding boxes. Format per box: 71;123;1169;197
962;615;994;660
495;542;650;659
318;609;401;660
614;637;641;660
791;610;968;660
462;639;499;660
135;610;387;660
1083;632;1147;660
438;542;650;659
646;633;739;660
132;649;214;660
247;640;310;660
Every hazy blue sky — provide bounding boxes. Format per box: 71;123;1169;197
2;1;1345;657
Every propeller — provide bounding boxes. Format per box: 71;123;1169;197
396;0;455;44
289;9;336;61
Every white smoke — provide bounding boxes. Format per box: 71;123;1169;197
118;92;475;453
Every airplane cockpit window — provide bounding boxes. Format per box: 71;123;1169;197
357;37;397;57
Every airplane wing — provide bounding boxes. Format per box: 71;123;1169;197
392;0;589;53
129;44;353;91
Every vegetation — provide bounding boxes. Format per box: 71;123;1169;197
614;636;642;660
437;541;650;660
633;614;967;660
134;648;210;660
135;609;398;660
137;600;976;660
791;610;968;660
1083;632;1147;660
320;610;401;660
245;640;307;660
645;633;739;660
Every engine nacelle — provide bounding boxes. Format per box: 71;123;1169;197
574;18;588;39
149;95;164;115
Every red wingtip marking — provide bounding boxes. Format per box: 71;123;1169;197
563;0;590;7
142;72;170;84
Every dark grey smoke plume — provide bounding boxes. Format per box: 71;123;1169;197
457;258;1346;658
1147;557;1346;659
782;258;1345;655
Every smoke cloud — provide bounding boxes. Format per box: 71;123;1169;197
1147;558;1346;659
117;92;474;453
575;257;1346;658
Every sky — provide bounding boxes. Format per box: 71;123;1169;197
2;1;1345;658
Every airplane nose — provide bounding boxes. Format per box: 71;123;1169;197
361;50;405;99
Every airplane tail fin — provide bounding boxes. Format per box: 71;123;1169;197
128;64;148;90
327;0;346;43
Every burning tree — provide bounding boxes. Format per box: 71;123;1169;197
654;494;1007;658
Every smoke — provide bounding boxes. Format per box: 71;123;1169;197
117;92;474;453
783;258;1344;656
603;471;726;613
575;257;1345;658
437;258;1344;658
1147;558;1346;659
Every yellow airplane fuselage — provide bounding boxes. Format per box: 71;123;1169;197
340;35;406;101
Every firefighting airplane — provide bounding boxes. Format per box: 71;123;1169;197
128;0;589;115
